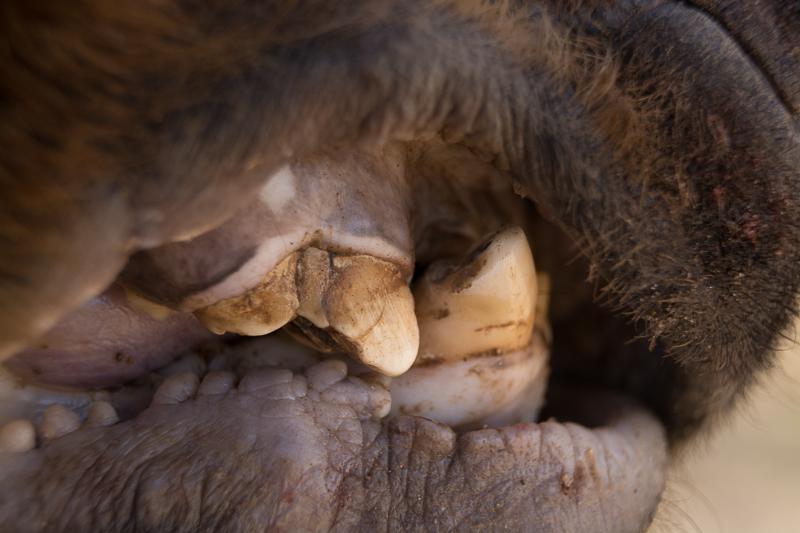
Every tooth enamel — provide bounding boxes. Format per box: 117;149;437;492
390;226;548;428
295;247;333;328
534;272;552;344
39;404;81;440
84;401;119;427
412;226;537;363
194;251;300;336
390;337;549;428
0;419;36;453
294;252;419;377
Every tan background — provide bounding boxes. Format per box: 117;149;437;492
649;333;800;533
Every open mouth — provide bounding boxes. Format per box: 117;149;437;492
3;0;798;530
0;141;668;531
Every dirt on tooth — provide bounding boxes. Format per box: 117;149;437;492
194;251;301;336
152;372;199;405
412;226;537;363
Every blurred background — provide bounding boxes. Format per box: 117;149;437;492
649;331;800;533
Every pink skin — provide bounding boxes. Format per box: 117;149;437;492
4;286;213;389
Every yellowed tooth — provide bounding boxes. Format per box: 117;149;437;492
195;243;418;377
194;252;300;336
412;226;537;363
391;226;546;429
293;250;419;377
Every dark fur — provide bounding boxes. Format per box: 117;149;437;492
2;0;799;445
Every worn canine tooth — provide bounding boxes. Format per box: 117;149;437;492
39;404;81;440
412;226;537;363
292;250;419;377
194;251;300;336
0;419;36;453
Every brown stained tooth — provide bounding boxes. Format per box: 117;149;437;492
84;401;119;427
196;243;418;377
294;251;419;377
194;251;300;336
412;226;537;363
0;419;36;452
39;404;81;440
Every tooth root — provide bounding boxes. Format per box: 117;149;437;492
295;250;419;377
194;252;300;336
84;401;119;427
413;226;537;363
0;419;36;452
39;404;81;440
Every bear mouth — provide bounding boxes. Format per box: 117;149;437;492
0;141;669;531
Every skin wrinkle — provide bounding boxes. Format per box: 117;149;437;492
0;383;664;532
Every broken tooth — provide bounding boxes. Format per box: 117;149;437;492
413;226;537;363
194;251;300;336
193;241;417;376
291;250;419;377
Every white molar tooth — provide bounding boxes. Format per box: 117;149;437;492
412;226;537;363
194;251;301;336
294;251;419;377
0;419;36;453
39;404;81;440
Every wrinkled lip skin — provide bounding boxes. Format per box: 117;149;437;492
1;0;799;531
